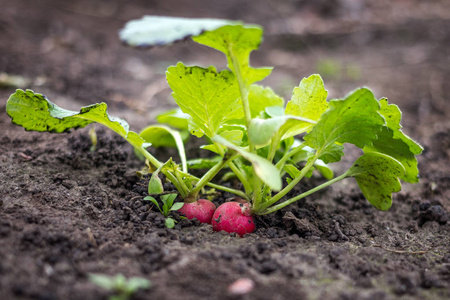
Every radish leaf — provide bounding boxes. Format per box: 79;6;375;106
281;74;329;140
166;63;242;138
193;25;272;86
347;152;405;210
304;88;385;163
364;99;423;183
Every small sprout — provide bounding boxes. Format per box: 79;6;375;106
89;273;150;300
144;193;183;228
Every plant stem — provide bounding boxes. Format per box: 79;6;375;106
259;172;350;215
228;45;263;204
187;154;237;201
267;132;282;163
256;153;318;212
203;181;249;200
228;46;252;132
133;145;186;198
275;143;307;170
228;161;252;195
174;167;190;197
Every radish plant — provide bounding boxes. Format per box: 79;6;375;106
5;16;422;235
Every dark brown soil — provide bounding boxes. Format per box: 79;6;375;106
1;1;449;299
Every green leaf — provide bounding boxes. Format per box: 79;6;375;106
187;157;222;169
212;135;282;191
147;173;164;195
304;88;385;163
363;98;423;183
144;196;161;213
265;106;284;117
248;85;284;118
166;63;242;138
364;127;420;183
89;273;118;290
6;89;146;150
119;16;238;47
280;75;329;140
347;152;405;210
165;218;176;229
140;125;188;172
124;277;151;293
314;159;334;180
193;25;272;86
161;193;177;211
284;164;301;178
156;108;190;130
248;116;316;146
147;159;174;195
171;202;184;211
378;99;423;155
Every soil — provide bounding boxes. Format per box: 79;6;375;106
1;0;449;299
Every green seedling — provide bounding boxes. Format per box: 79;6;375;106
144;193;184;228
89;273;150;300
5;16;422;235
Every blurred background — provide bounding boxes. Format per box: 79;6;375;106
0;0;449;137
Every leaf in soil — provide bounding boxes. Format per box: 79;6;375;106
119;16;238;47
171;202;184;211
147;165;165;195
248;85;284;118
124;277;151;293
144;196;161;213
304;88;385;163
166;63;243;138
6;89;145;148
364;99;423;183
347;152;405;210
140;125;188;172
212;135;282;191
165;218;176;229
193;24;272;86
161;193;178;214
280;74;329;140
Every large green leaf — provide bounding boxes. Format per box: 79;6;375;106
119;16;238;47
166;63;242;138
193;25;272;86
304;88;385;163
212;135;282;191
364;127;419;183
280;74;329;139
347;152;405;210
363;99;423;183
6;89;143;144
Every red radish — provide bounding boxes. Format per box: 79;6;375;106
211;202;255;236
178;199;216;223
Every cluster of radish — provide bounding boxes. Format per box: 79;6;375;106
178;199;255;236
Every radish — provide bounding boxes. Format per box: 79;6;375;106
178;199;216;224
211;202;255;236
